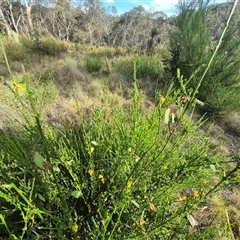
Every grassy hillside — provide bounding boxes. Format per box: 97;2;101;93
0;35;240;239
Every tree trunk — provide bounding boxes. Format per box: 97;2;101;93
0;8;11;36
24;0;34;34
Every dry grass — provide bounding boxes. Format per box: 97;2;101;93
219;111;240;135
208;191;240;239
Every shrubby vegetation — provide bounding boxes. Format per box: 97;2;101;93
116;55;164;82
0;49;229;238
84;55;104;73
0;0;240;239
170;0;240;115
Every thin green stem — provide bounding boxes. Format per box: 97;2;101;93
0;39;13;78
205;161;240;197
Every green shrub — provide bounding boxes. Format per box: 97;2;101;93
93;46;115;58
197;29;240;114
1;37;28;62
31;36;68;56
169;0;240;115
114;46;127;56
0;55;230;239
84;56;103;73
0;28;238;240
116;55;164;81
0;74;223;239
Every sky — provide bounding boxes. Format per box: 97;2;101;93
101;0;230;16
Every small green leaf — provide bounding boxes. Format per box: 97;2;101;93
34;152;45;170
71;190;82;198
37;193;46;202
210;164;216;172
164;108;171;125
131;200;140;208
177;68;181;79
91;141;99;146
2;184;13;189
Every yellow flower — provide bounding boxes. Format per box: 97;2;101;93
98;174;105;184
159;96;166;104
89;146;94;153
127;181;133;189
72;224;78;233
179;195;187;201
88;169;94;176
161;165;168;170
11;81;25;92
193;191;200;198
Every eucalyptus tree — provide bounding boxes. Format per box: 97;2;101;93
0;0;22;34
74;0;107;45
0;5;11;35
30;0;79;41
109;6;170;51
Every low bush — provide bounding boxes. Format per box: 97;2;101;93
0;37;28;62
116;54;164;82
0;55;230;239
84;55;103;73
0;30;239;240
31;35;68;56
93;46;116;58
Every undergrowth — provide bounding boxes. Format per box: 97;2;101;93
0;19;240;239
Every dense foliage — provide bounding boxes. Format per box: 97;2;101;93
0;1;240;239
169;0;240;114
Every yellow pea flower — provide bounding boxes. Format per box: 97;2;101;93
88;169;94;176
98;174;105;184
139;217;145;226
11;81;25;92
159;96;166;104
127;181;133;189
193;191;200;198
72;224;78;233
149;202;156;212
179;195;187;201
161;165;168;170
89;146;94;153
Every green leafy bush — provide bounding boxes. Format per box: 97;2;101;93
116;55;164;81
198;30;240;113
0;77;220;239
169;0;240;115
93;46;116;58
31;36;68;56
0;29;238;240
1;37;28;62
84;56;103;73
0;57;228;239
